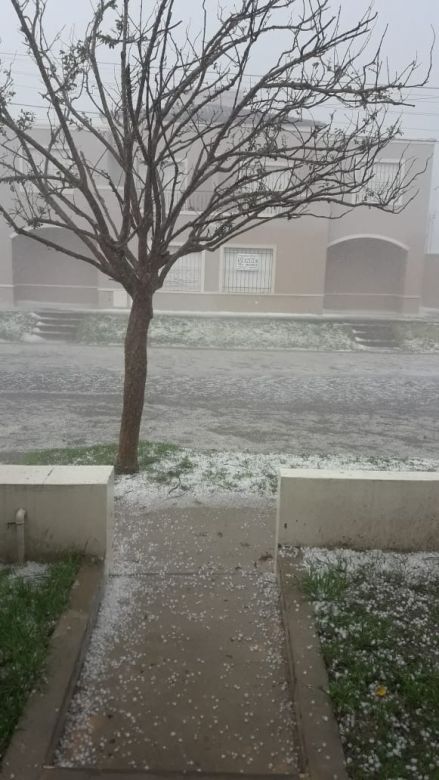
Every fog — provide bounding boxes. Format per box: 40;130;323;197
1;0;439;245
1;7;439;772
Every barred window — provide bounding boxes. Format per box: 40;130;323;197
162;251;203;292
135;156;186;189
356;161;402;206
242;162;290;215
222;247;274;294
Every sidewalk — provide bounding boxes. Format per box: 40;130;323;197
54;503;301;776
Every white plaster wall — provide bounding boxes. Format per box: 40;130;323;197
0;466;114;562
276;469;439;552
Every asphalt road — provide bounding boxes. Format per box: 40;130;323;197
0;342;438;459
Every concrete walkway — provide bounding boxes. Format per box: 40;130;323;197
54;502;301;776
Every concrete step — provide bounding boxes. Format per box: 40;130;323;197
351;322;398;349
34;322;78;329
36;322;79;329
352;326;394;335
353;334;397;343
31;310;84;341
353;334;395;342
35;312;84;322
354;341;396;349
353;336;397;344
34;322;78;328
35;317;83;325
36;308;84;316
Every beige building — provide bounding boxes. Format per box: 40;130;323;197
0;126;437;316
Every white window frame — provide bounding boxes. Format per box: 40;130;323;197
219;243;276;295
354;158;405;208
160;244;206;293
105;152;204;216
161;157;188;190
135;155;187;188
134;156;198;214
241;159;291;217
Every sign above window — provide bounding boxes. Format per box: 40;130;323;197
223;246;273;294
236;253;260;271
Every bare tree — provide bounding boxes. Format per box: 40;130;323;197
0;0;431;472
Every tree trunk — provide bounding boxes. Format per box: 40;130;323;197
116;288;153;474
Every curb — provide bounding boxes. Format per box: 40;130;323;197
277;557;348;780
1;561;105;780
38;771;302;779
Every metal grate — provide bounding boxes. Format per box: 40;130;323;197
260;168;290;215
357;161;402;205
243;164;290;215
222;246;274;294
162;251;203;292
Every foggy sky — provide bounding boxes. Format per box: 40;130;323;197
1;0;439;246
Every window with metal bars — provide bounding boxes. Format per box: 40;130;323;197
135;156;186;188
222;246;274;294
356;161;403;206
162;251;203;292
241;161;291;215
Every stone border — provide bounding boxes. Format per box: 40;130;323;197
277;555;348;780
1;561;105;780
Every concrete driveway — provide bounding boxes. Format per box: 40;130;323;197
0;342;438;459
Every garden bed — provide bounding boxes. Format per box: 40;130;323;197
3;309;439;351
0;311;37;341
77;312;357;350
0;558;80;762
73;313;439;351
20;440;439;506
293;548;439;779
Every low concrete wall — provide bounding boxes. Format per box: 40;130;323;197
0;466;114;562
422;253;439;309
323;293;406;312
153;291;324;314
276;469;439;552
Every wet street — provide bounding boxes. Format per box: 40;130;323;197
0;342;438;459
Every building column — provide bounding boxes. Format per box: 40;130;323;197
401;249;423;314
0;229;14;307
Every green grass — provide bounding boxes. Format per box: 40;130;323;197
22;440;181;470
74;313;439;353
0;558;80;760
393;321;439;352
77;313;358;350
21;440;204;488
0;311;36;341
302;560;349;602
302;562;439;779
18;441;439;499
